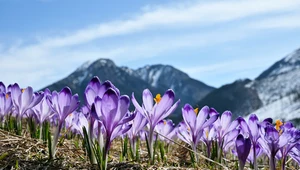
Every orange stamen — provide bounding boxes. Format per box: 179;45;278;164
194;108;199;115
154;94;161;103
275;119;283;131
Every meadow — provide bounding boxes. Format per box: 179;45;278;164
0;76;299;170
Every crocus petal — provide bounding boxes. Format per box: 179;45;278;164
196;106;209;130
131;92;146;118
264;126;279;143
156;99;180;123
226;119;239;135
11;83;21;111
202;114;218;129
177;122;192;144
100;80;120;97
0;82;5;93
58;87;72;114
239;117;250;136
221;111;232;130
115;95;130;122
101;88;118;132
84;87;97;107
87;76;101;92
182;104;196;133
208;126;217;140
142;89;153;112
257;138;271;157
278;130;292;148
21;87;34;113
155;89;175;117
248;114;259;139
236;134;251;165
209;108;219;116
94;96;103;119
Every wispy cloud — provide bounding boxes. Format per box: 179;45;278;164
248;13;300;29
1;0;300;89
35;0;300;48
180;58;271;76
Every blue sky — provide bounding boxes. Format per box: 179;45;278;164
1;0;300;90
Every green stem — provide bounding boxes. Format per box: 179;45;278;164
39;124;43;140
149;128;155;164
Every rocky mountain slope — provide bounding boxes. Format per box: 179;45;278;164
42;59;215;122
197;48;300;123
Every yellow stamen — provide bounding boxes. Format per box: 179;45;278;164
194;108;199;115
5;93;9;99
275;119;283;131
205;129;209;138
187;127;190;131
21;88;26;93
163;120;166;125
154;94;161;103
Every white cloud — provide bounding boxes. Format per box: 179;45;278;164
248;13;300;29
34;0;300;49
1;0;300;89
180;58;270;76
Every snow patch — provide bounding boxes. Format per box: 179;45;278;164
149;69;162;87
77;61;91;71
246;93;300;122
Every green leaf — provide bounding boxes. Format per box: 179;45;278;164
48;130;52;160
0;152;8;160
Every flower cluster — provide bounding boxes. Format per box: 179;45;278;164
0;77;300;170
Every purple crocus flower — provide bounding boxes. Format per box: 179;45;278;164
0;92;13;127
132;89;180;163
65;111;76;131
84;76;119;109
212;111;239;160
177;104;218;162
11;84;44;118
33;89;53;124
93;88;134;169
10;83;43;133
0;82;6;93
72;111;89;136
276;122;300;170
154;119;175;142
46;87;79;158
288;143;300;165
32;89;54;138
127;110;148;157
236;134;251;170
200;125;216;158
239;115;261;170
257;123;295;170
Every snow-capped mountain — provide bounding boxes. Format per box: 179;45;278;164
247;48;300;123
42;48;300;124
42;58;215;122
135;64;215;104
198;48;300;124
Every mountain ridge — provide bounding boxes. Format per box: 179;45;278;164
42;47;300;123
41;58;215;122
197;47;300;123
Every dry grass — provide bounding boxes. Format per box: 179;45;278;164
0;128;229;170
1;128;298;170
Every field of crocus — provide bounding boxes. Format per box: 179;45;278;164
0;76;300;170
